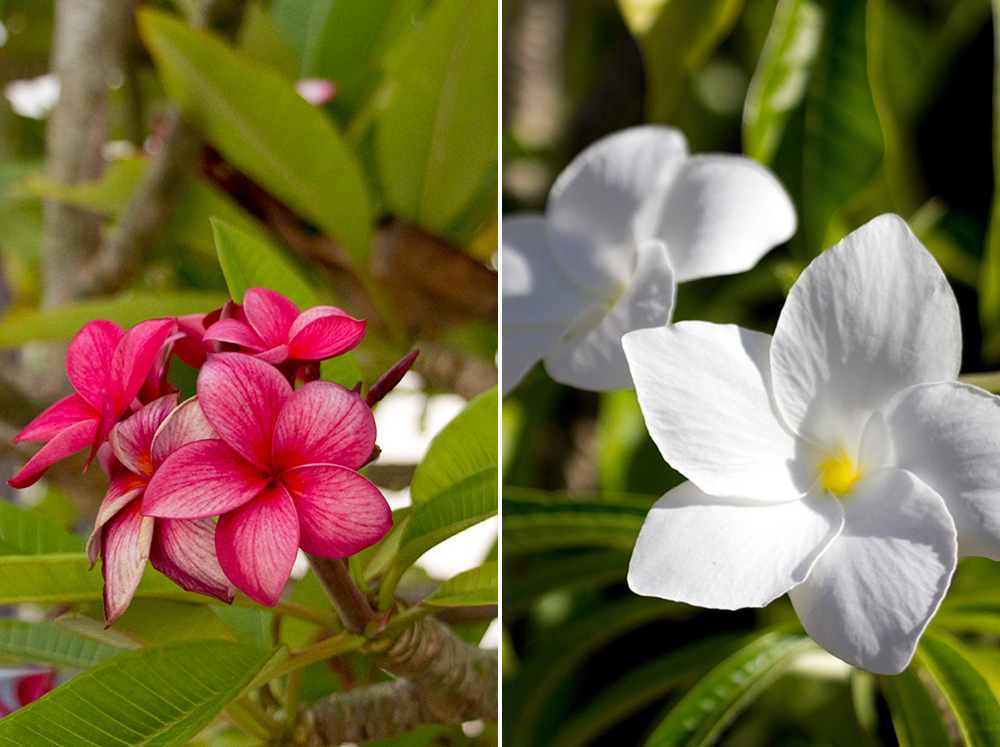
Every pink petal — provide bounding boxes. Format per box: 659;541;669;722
197;353;292;470
110;319;175;411
215;484;299;606
254;344;291;365
272;381;376;472
288;308;366;360
281;464;391;557
86;471;148;565
14;393;98;443
150;518;235;603
150;396;217;468
202;318;267;351
66;320;123;410
101;501;154;625
9;419;98;488
142;439;270;519
243;288;300;348
173;313;212;368
109;393;180;476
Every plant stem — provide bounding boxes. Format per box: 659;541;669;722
307;555;375;633
275;632;366;677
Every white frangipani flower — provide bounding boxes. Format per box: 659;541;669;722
622;214;1000;675
502;125;797;394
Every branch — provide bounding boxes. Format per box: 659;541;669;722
74;0;250;298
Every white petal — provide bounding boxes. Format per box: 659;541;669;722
544;240;675;392
502;214;592;326
635;155;796;282
789;468;957;675
629;481;843;609
501;323;567;396
623;321;810;501
861;382;1000;560
546;126;688;296
770;214;961;450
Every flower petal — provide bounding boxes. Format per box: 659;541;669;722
14;394;97;443
629;481;843;609
150;518;235;603
101;501;154;625
546;126;688;296
109;394;180;476
502;214;593;326
272;381;376;472
770;214;962;451
142;440;269;519
501;323;568;396
243;287;300;348
216;484;299;606
862;382;1000;560
623;321;808;502
9;419;99;489
635;155;796;282
150;396;217;468
544;239;675;391
110;319;175;412
288;307;366;360
66;320;123;410
282;465;391;557
202;318;266;351
788;468;957;674
197;353;292;469
87;471;148;565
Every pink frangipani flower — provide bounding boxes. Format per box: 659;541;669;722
202;288;365;367
87;393;234;624
10;318;174;488
141;353;391;606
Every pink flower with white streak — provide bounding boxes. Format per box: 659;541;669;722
202;288;365;368
142;353;391;606
87;393;234;624
10;318;174;488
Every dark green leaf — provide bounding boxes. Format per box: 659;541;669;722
883;665;953;747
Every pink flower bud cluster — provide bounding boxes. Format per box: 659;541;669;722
10;288;403;623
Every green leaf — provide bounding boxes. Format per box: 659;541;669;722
914;630;1000;746
503;550;630;617
883;666;953;747
410;387;498;506
502;493;647;555
423;561;497;607
743;0;825;164
549;635;746;747
110;599;234;646
643;631;813;746
0;500;83;555
0;292;230;346
375;0;498;234
139;9;373;260
798;0;884;257
981;0;1000;357
617;0;743;122
507;596;682;747
0;640;279;746
380;469;497;607
212;218;317;307
0;619;128;669
214;606;274;650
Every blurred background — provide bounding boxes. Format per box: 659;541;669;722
503;0;1000;744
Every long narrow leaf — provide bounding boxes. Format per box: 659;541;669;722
0;619;128;670
883;665;954;747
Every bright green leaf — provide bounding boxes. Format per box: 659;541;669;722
0;640;279;746
212;218;317;307
503;492;648;555
139;9;374;260
0;500;83;555
410;387;498;506
883;665;954;747
743;0;825;164
981;0;1000;357
0;619;128;669
617;0;743;122
376;0;498;234
111;599;234;646
424;561;497;607
915;630;1000;747
643;631;813;746
0;292;230;347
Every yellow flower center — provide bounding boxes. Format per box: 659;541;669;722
819;450;863;496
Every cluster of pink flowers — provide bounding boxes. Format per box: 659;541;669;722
10;288;396;623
